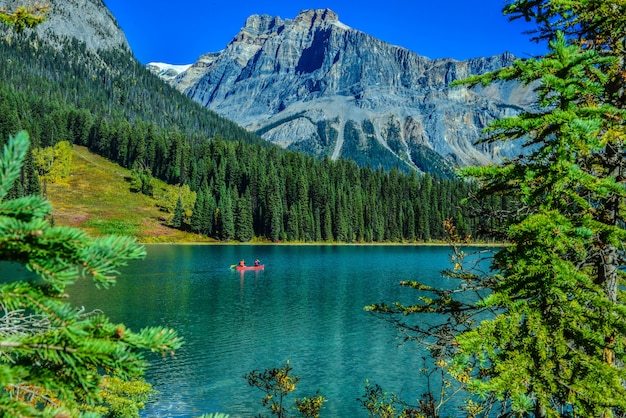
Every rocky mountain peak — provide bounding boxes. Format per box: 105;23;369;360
239;14;283;38
293;8;339;27
162;9;534;175
231;8;344;48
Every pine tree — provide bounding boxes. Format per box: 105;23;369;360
0;132;182;416
172;196;183;228
22;152;41;196
322;202;333;242
235;190;254;242
216;187;235;241
203;191;217;237
190;189;206;234
286;204;299;241
266;170;284;242
450;32;626;415
0;91;21;141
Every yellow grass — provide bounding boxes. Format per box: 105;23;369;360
46;145;215;243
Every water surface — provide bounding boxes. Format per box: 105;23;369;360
68;244;486;417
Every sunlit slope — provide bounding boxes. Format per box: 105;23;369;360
46;145;212;243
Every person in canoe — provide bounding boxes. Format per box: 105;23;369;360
254;259;260;266
238;259;245;268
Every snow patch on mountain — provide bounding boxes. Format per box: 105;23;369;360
146;62;192;80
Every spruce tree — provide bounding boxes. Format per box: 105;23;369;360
0;132;182;416
235;190;254;242
286;204;299;241
190;189;206;234
368;2;626;416
217;188;235;241
455;31;626;416
266;171;284;242
203;192;217;237
322;202;333;242
172;196;183;228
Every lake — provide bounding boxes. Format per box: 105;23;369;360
67;244;490;417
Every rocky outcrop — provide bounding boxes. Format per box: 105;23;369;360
0;0;129;53
168;8;535;174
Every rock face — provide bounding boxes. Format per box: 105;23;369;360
169;8;535;174
0;0;129;53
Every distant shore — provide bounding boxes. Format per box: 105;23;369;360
140;239;507;247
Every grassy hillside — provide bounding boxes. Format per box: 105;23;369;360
46;145;214;243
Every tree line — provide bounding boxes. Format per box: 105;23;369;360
5;1;626;416
0;34;509;243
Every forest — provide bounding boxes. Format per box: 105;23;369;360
0;31;508;243
1;1;626;416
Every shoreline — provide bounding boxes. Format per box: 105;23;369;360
139;239;507;247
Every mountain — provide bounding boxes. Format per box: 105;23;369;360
147;63;193;81
0;0;266;147
0;1;510;243
163;9;535;176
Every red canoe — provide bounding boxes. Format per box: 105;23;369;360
235;265;264;271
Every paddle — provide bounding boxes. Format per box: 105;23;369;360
230;264;237;269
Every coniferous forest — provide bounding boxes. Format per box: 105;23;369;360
3;2;626;417
0;31;509;243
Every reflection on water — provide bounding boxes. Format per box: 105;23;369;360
66;244;491;417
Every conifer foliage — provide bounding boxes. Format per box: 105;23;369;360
369;1;626;416
0;132;182;416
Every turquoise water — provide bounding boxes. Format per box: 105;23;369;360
68;244;488;417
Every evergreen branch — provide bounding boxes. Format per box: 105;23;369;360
0;340;78;353
5;383;61;408
0;131;29;201
0;195;52;221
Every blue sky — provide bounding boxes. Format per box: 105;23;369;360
103;0;546;65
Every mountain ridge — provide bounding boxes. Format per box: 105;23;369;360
0;1;509;243
158;8;534;175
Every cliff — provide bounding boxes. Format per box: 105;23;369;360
167;9;535;175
